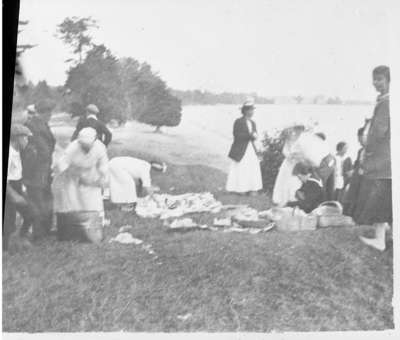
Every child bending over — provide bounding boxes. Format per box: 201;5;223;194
286;162;324;213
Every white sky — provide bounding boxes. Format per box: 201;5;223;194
18;0;396;100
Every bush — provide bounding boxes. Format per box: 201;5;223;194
260;131;285;193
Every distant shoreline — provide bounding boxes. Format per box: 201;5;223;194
179;102;373;106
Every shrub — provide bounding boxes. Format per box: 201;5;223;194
260;131;285;193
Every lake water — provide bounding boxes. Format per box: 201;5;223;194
175;104;373;160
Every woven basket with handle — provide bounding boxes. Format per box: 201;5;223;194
312;201;355;228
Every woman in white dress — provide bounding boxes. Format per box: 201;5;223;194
272;126;304;206
52;127;109;219
226;100;262;195
107;157;166;210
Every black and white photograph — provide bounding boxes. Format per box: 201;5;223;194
2;0;399;336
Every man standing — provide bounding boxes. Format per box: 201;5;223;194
3;125;36;250
22;101;56;238
71;104;112;146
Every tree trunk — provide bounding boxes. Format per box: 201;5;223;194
154;126;163;133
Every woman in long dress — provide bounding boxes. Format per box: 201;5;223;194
272;126;305;206
52;127;109;221
226;100;262;195
355;65;392;251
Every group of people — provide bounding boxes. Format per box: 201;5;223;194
226;65;392;251
3;104;165;251
4;65;392;253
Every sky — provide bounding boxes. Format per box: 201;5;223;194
18;0;396;100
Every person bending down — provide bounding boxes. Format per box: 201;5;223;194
286;162;324;213
107;157;167;211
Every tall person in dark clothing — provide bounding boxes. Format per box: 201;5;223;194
71;104;112;146
22;102;56;238
357;66;392;251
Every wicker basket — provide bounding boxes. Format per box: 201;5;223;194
312;201;355;228
56;211;104;244
276;208;318;231
317;215;355;228
311;201;343;216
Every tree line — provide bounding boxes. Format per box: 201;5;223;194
171;90;275;105
15;17;182;129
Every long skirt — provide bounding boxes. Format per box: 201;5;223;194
342;173;363;217
52;171;104;213
272;158;302;206
353;178;392;225
226;145;263;193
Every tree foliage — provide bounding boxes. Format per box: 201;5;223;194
260;132;285;193
56;16;98;65
65;44;124;121
171;89;274;105
56;16;182;127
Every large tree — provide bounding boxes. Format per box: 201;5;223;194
65;44;124;121
118;59;182;129
56;16;98;65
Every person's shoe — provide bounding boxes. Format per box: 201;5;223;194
359;235;386;251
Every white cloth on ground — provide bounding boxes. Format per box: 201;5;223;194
136;192;223;219
52;140;108;213
108;157;152;204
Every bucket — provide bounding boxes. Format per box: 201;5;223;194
56;211;104;244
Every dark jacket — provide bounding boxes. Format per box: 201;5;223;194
287;177;324;213
25;115;55;157
228;117;257;162
23;116;56;188
71;116;112;146
362;95;391;179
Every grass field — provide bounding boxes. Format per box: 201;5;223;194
2;119;394;332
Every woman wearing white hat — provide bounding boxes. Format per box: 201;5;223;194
52;127;109;224
226;100;262;195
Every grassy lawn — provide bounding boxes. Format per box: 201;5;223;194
2;121;394;332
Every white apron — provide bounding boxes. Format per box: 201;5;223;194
52;140;108;213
